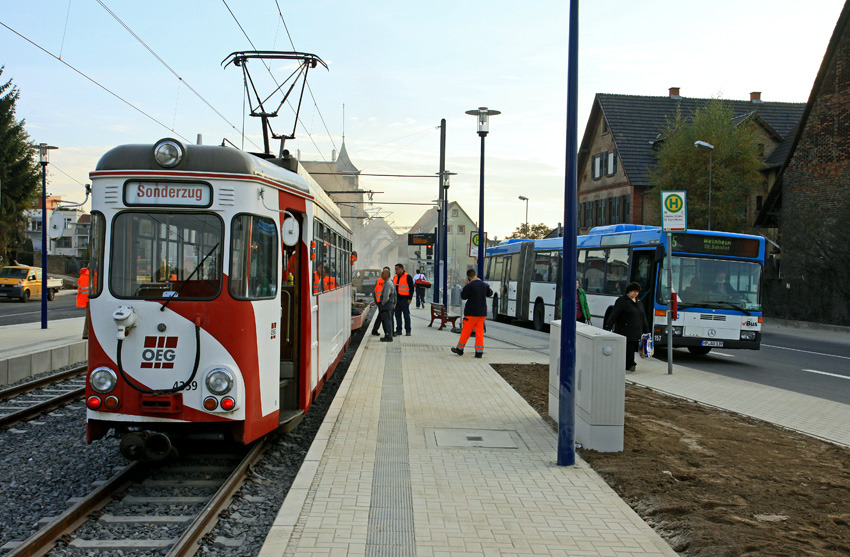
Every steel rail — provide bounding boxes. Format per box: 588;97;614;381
0;386;86;428
166;438;269;556
0;363;87;401
5;462;146;557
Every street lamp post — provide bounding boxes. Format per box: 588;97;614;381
518;195;529;238
465;107;500;279
38;143;58;329
694;140;714;230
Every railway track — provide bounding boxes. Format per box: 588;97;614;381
0;364;87;427
6;438;268;556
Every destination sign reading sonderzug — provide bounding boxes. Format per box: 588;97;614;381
124;181;212;207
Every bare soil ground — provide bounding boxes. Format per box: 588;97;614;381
491;363;850;556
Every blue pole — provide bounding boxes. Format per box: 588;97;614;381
435;119;446;303
477;133;486;280
40;160;48;330
558;0;579;466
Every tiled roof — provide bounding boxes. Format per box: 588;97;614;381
595;94;806;188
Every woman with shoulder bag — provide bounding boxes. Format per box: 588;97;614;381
604;281;650;372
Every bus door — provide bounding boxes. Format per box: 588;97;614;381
630;249;657;326
516;242;535;319
279;217;301;415
500;255;512;315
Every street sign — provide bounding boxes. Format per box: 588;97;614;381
468;231;487;258
661;191;687;232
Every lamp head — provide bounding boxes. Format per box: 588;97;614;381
465;107;501;135
694;140;714;150
518;195;528;201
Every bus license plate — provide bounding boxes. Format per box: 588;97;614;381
701;340;724;347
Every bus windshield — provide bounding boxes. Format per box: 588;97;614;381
657;256;762;312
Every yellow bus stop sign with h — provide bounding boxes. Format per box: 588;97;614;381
661;191;687;231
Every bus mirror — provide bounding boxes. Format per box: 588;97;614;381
654;245;665;263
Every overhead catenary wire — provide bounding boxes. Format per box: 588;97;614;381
0;20;193;144
95;0;263;152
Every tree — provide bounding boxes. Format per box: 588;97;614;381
0;67;41;264
647;100;764;232
505;222;553;240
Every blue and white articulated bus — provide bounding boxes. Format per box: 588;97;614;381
484;224;765;354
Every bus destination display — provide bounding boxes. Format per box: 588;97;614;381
672;234;760;258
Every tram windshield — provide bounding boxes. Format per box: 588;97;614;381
658;256;762;312
110;212;223;299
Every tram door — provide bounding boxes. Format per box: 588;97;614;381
279;224;301;416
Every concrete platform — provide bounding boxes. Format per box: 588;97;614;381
0;317;87;386
260;311;678;556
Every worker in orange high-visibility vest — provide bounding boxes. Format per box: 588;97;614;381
392;263;414;336
76;268;90;308
77;268;90;339
370;266;390;336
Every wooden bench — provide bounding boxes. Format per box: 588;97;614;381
428;303;460;331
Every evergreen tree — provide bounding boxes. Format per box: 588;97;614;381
0;67;40;263
647;100;763;232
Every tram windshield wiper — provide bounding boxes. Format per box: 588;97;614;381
160;243;219;312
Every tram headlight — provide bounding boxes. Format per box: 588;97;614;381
153;139;183;168
205;368;234;395
90;367;118;394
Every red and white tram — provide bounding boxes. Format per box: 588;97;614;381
84;138;352;460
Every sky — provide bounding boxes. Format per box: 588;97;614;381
0;0;845;240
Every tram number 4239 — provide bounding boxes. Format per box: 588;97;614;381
173;380;198;391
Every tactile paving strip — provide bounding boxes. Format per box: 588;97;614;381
365;343;415;556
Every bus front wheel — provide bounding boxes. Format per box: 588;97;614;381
687;346;712;355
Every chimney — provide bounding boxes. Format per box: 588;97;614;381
669;87;681;99
332;149;337;162
750;91;763;103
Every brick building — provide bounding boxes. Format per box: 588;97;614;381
577;90;805;234
755;1;850;324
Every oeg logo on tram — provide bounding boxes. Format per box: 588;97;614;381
141;336;179;369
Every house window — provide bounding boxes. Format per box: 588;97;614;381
606;151;617;176
622;195;630;223
593;155;602;179
609;197;620;224
451;209;458;217
585;202;593;227
596;200;605;225
602;120;609;134
458;225;465;235
447;225;453;234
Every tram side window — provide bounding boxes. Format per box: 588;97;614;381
230;215;278;300
88;212;105;297
111;212;222;299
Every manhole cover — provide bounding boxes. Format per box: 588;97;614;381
429;428;521;449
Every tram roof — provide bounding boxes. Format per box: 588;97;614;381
95;141;311;194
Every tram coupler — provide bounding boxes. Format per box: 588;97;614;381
120;431;173;461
